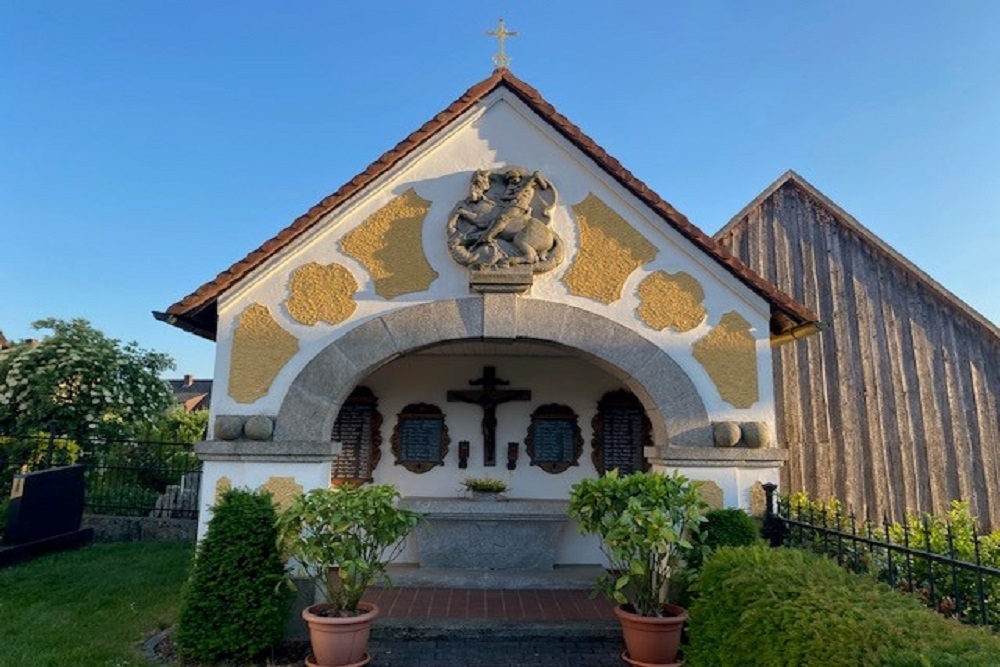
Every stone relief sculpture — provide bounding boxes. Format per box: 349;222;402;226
447;167;565;273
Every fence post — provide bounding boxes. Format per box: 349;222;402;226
762;482;782;547
45;420;58;468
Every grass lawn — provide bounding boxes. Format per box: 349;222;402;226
0;541;193;667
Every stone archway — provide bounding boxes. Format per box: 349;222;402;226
274;296;711;447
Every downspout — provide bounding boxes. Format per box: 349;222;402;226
770;321;825;347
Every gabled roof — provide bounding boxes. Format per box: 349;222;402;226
156;69;819;341
717;170;1000;343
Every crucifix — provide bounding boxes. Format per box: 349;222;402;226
486;18;518;69
448;366;530;466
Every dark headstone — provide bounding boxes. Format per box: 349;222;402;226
4;465;85;545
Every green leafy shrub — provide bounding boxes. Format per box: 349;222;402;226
783;492;1000;626
686;545;1000;667
701;508;759;549
568;470;706;616
277;484;421;613
175;488;290;663
689;508;759;569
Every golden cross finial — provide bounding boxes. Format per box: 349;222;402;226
486;18;518;69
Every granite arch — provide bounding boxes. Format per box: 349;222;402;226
274;298;711;447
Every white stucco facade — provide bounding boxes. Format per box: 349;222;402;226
187;81;795;560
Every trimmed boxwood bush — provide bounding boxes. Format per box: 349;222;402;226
174;488;290;663
699;508;759;549
688;507;759;570
687;545;1000;667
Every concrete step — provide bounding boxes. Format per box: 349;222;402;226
384;564;604;590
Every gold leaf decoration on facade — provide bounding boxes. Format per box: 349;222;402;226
692;311;759;409
259;476;303;512
563;193;657;304
285;262;358;326
228;303;300;404
696;479;725;510
214;476;232;505
748;481;768;516
636;270;706;332
341;188;437;299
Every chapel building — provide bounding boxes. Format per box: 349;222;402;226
157;68;819;565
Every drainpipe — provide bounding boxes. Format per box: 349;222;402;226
770;321;825;347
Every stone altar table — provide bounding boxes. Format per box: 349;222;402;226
400;497;569;570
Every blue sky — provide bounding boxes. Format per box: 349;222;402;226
3;2;999;379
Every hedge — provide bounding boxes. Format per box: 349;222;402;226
174;488;290;663
686;545;1000;667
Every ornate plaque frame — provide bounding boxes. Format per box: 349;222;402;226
591;390;652;475
525;403;583;474
391;403;450;474
330;386;383;486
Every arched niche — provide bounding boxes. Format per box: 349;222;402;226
274;298;711;448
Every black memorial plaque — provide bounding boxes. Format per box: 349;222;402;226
525;404;582;474
592;390;652;475
331;387;382;484
391;403;450;473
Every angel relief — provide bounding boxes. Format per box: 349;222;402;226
447;167;565;273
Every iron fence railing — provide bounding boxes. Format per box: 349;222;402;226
762;483;1000;630
1;432;201;519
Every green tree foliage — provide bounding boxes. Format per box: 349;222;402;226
141;406;209;443
0;319;174;440
175;488;290;663
686;545;1000;667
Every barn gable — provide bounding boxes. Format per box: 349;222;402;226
717;170;1000;527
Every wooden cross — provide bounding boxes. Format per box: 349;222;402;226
486;18;518;69
447;366;530;466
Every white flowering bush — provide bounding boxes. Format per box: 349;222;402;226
0;319;175;440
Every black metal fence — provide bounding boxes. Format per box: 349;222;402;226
762;483;1000;630
1;432;201;519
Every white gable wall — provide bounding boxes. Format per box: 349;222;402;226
210;91;775;433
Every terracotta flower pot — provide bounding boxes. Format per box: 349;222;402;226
614;603;687;666
302;601;378;667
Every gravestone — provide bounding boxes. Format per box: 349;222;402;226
1;465;93;566
525;404;582;474
591;390;652;475
4;465;85;544
390;403;450;473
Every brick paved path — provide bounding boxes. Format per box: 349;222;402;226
366;637;625;667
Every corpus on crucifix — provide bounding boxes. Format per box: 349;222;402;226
447;366;531;466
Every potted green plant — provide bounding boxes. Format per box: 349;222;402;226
568;470;706;667
460;476;508;501
277;484;420;667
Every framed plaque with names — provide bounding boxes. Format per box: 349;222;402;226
330;386;382;485
391;403;450;474
525;404;583;474
591;390;652;476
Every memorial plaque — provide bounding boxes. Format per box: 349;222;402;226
525;404;582;474
391;403;450;473
591;390;652;475
331;386;382;484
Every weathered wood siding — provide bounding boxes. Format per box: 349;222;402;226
717;181;1000;528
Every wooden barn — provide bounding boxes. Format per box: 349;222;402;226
717;171;1000;528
